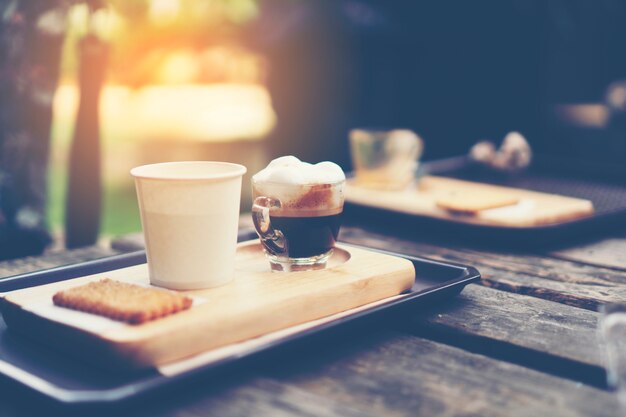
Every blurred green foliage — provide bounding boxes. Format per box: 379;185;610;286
47;164;142;238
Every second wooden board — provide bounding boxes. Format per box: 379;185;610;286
346;176;594;228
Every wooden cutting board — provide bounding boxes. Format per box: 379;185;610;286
1;241;415;369
346;176;594;228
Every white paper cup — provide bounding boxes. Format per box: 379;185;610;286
131;161;247;290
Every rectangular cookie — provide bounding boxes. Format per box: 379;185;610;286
436;193;520;214
52;279;193;324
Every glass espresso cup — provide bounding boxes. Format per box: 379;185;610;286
252;178;345;271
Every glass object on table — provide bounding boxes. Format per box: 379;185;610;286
349;128;423;190
599;303;626;416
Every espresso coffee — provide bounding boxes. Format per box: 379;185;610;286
252;156;345;269
268;213;342;258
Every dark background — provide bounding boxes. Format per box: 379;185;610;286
253;0;626;168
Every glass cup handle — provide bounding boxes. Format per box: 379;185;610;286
252;196;287;256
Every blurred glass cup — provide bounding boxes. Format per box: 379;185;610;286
349;128;423;190
599;303;626;415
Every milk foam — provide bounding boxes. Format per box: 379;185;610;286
252;156;345;215
253;156;345;185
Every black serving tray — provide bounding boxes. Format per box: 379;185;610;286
0;241;479;405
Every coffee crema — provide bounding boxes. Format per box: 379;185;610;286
252;156;345;217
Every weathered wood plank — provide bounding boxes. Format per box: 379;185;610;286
550;234;626;271
479;269;619;311
457;246;626;285
410;284;605;386
342;226;626;285
340;227;626;310
264;333;619;417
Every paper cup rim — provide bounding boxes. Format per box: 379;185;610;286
131;161;247;181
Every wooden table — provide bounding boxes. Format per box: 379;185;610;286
1;221;625;416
